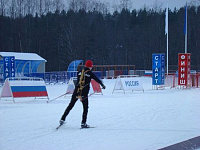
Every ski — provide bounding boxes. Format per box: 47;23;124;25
56;123;95;130
80;126;96;129
56;124;64;130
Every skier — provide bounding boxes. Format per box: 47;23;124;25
59;60;106;128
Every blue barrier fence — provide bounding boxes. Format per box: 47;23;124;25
0;70;133;85
0;71;103;85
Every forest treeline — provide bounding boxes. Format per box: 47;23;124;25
0;2;200;72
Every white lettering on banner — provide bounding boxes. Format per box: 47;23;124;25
180;80;185;84
181;61;185;66
152;54;165;85
181;74;185;78
162;73;164;77
181;55;185;59
3;57;15;80
155;73;158;77
125;81;139;86
114;77;144;92
178;53;191;86
181;67;185;72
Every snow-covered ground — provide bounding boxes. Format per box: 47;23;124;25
0;77;200;150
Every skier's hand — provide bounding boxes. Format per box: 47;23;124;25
102;84;106;89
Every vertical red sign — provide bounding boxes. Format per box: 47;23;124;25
178;53;191;86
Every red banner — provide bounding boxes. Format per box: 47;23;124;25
178;53;191;86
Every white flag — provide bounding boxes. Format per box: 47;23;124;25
165;5;168;35
184;2;187;35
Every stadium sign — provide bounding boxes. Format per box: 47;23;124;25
3;56;15;81
152;53;165;85
178;53;191;86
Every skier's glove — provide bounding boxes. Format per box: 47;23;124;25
102;84;106;89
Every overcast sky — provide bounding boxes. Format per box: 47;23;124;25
62;0;199;13
104;0;190;10
94;0;199;12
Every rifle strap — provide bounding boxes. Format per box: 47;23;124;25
76;69;90;100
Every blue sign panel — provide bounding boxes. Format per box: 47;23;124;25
3;57;10;80
152;54;165;85
3;56;15;80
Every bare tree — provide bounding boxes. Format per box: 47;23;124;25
16;0;25;17
152;0;163;12
0;0;9;16
24;0;31;15
9;0;16;18
190;0;200;6
99;2;110;14
52;0;64;12
24;0;36;15
112;4;120;13
44;0;53;13
90;1;110;14
190;0;200;13
120;0;132;11
68;0;109;13
39;0;44;15
33;0;46;16
69;0;79;11
68;0;90;12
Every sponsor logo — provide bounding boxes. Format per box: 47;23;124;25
125;81;139;86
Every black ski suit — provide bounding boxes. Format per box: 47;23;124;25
61;67;105;124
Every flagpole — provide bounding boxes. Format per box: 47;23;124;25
165;5;169;75
167;26;169;75
185;2;187;53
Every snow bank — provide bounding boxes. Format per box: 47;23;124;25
0;77;200;150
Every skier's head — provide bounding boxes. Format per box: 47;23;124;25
85;60;93;68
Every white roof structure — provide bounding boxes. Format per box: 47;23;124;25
0;52;46;62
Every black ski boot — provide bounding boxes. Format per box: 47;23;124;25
59;120;65;125
81;123;90;128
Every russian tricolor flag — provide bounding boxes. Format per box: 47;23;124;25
0;78;48;101
11;85;48;97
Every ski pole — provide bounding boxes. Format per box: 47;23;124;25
47;92;70;103
80;92;96;101
79;86;105;101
